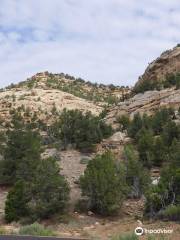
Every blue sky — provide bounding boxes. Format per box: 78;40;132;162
0;0;180;88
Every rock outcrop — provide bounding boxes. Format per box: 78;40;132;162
106;46;180;126
96;131;131;159
106;87;180;125
135;45;180;90
5;71;131;104
0;72;132;126
0;87;103;126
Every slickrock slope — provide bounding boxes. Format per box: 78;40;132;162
106;87;180;125
135;45;180;90
0;87;103;125
0;71;131;126
6;71;131;104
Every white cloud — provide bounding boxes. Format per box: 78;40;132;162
0;0;179;88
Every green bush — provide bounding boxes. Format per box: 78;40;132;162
3;114;70;223
0;227;6;235
125;108;177;168
80;157;90;164
123;145;150;198
144;185;164;218
137;129;154;168
28;158;69;220
1;113;42;185
117;115;130;131
5;181;29;223
19;223;56;236
152;136;167;166
151;108;172;134
118;107;180;221
74;199;89;213
159;205;180;221
51;109;112;151
5;158;69;222
80;151;127;216
128;113;143;139
144;164;180;219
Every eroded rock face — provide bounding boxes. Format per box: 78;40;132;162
106;46;180;126
135;46;180;89
0;72;132;126
106;88;180;125
96;131;131;159
5;71;131;104
0;88;103;125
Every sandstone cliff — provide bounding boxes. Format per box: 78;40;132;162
106;87;180;126
106;46;180;126
134;45;180;92
0;87;103;126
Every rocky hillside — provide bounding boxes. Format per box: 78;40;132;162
0;47;180;240
1;46;180;129
106;88;180;126
134;45;180;93
106;46;180;126
5;72;131;104
0;87;103;127
0;72;131;126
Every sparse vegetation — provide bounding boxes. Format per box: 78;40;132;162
158;205;180;221
19;223;56;236
112;233;138;240
0;227;7;235
80;157;90;164
27;79;36;89
8;72;130;104
134;72;180;93
117;115;130;131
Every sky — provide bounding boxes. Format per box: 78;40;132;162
0;0;180;88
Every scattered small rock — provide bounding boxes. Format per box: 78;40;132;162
87;211;94;216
